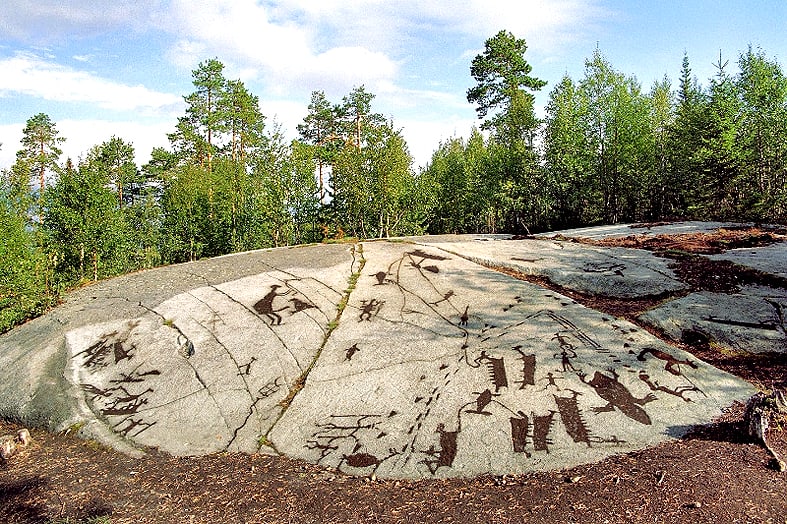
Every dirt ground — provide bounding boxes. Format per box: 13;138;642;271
1;226;786;524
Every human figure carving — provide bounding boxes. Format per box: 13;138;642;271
254;284;292;325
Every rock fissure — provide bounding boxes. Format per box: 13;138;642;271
263;243;367;449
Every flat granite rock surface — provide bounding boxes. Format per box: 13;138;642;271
412;237;687;299
1;222;781;479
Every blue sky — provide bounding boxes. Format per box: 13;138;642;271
1;1;785;171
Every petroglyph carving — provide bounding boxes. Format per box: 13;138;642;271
359;299;384;321
306;414;381;462
254;284;292;325
577;369;657;425
430;290;455;305
459;306;469;326
100;387;153;416
509;412;531;456
258;377;284;399
371;271;389;285
407;249;449;266
502;295;524;312
465;389;498;416
532;411;556;452
638;371;700;402
510;410;556;455
474;351;508;391
582;262;626;276
542;372;562;391
420;423;459;475
512;346;536;388
239;357;257;376
345;343;361;361
555;391;593;446
76;334;135;370
110;369;161;384
290;296;316;313
553;333;578;372
636;348;698;376
114;417;157;438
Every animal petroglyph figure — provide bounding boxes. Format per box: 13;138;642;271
459;306;469;326
254;284;292;325
638;371;700;402
290;297;316;313
636;347;698;376
342;447;400;472
465;388;498;415
114;417;156;438
359;299;384;321
577;369;657;425
420;423;459;475
345;343;361;361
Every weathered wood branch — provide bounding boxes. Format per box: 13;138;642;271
745;390;786;472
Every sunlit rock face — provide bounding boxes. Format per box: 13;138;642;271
2;224;774;478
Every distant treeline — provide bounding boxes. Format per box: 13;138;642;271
2;30;786;332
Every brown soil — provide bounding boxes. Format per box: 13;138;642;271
576;226;787;255
2;227;786;524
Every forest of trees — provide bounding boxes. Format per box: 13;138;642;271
2;31;787;333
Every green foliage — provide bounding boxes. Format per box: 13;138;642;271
466;29;547;143
5;44;787;335
463;30;548;234
17;112;64;195
0;191;54;333
43;153;132;283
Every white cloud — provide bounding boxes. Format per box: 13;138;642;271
165;0;401;96
0;0;166;42
268;0;605;52
163;0;607;100
0;120;173;171
397;116;479;170
58;120;173;165
0;124;24;171
0;52;182;115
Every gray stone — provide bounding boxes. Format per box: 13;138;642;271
639;287;787;354
711;242;787;279
0;234;759;478
269;242;751;477
411;237;686;299
540;221;751;240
